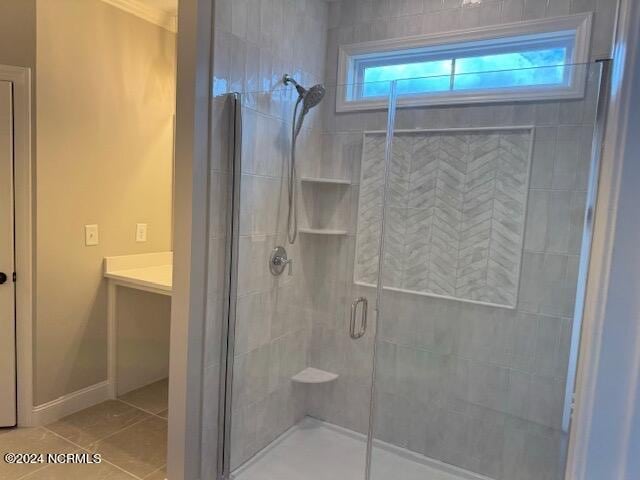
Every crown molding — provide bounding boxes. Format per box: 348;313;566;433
101;0;177;33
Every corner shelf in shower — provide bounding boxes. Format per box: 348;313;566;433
299;228;348;236
300;177;351;186
291;367;339;384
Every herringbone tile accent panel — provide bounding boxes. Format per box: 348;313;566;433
355;129;532;307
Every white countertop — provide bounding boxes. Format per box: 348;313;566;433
104;252;172;295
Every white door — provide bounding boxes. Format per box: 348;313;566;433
0;80;16;427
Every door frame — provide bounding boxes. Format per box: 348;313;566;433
0;64;33;427
167;0;214;479
565;0;640;477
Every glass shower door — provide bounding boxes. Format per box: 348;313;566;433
220;80;391;480
219;63;607;480
370;63;607;480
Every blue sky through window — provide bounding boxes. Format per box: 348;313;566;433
363;60;452;97
454;48;567;90
360;47;568;98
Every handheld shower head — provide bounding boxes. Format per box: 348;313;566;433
302;84;326;114
283;74;327;245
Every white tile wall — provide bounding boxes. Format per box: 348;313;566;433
206;0;331;473
327;0;616;61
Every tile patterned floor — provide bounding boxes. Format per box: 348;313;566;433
0;379;168;480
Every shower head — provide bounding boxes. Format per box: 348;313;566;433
302;84;326;113
283;74;326;114
283;74;327;245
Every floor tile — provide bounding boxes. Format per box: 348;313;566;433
46;400;150;448
88;417;167;479
19;459;137;479
118;379;168;415
0;427;76;480
143;466;166;479
157;410;168;419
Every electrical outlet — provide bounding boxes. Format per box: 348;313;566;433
136;223;147;242
85;224;99;246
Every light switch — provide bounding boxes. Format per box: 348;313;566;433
85;224;99;246
136;223;147;242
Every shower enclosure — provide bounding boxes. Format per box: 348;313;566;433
214;62;608;480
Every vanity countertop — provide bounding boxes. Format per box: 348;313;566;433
104;252;172;295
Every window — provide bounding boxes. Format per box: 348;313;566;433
337;14;592;111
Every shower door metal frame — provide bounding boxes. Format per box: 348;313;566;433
218;92;242;480
363;80;398;480
561;59;612;436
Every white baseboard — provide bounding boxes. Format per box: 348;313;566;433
31;380;111;426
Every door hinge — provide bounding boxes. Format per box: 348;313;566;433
12;272;16;282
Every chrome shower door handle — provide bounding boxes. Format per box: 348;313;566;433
350;297;368;339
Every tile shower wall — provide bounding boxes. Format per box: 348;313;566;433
204;0;330;475
355;130;533;308
204;0;617;478
303;1;617;479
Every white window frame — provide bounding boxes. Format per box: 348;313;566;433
336;13;593;112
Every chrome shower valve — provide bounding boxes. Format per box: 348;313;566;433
270;246;293;276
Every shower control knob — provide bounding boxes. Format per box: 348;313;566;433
270;246;293;276
0;272;7;285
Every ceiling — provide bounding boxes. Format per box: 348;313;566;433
135;0;337;17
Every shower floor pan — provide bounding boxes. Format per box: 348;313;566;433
232;417;490;480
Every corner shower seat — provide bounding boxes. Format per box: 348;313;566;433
291;367;339;384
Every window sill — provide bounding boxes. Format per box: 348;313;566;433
336;83;587;112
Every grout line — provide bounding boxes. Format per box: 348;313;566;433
15;466;49;480
42;404;162;463
40;426;145;480
35;391;169;479
80;413;158;447
13;435;52;480
115;398;169;421
143;464;167;480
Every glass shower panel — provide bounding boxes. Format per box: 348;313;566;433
370;64;605;480
221;80;392;480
